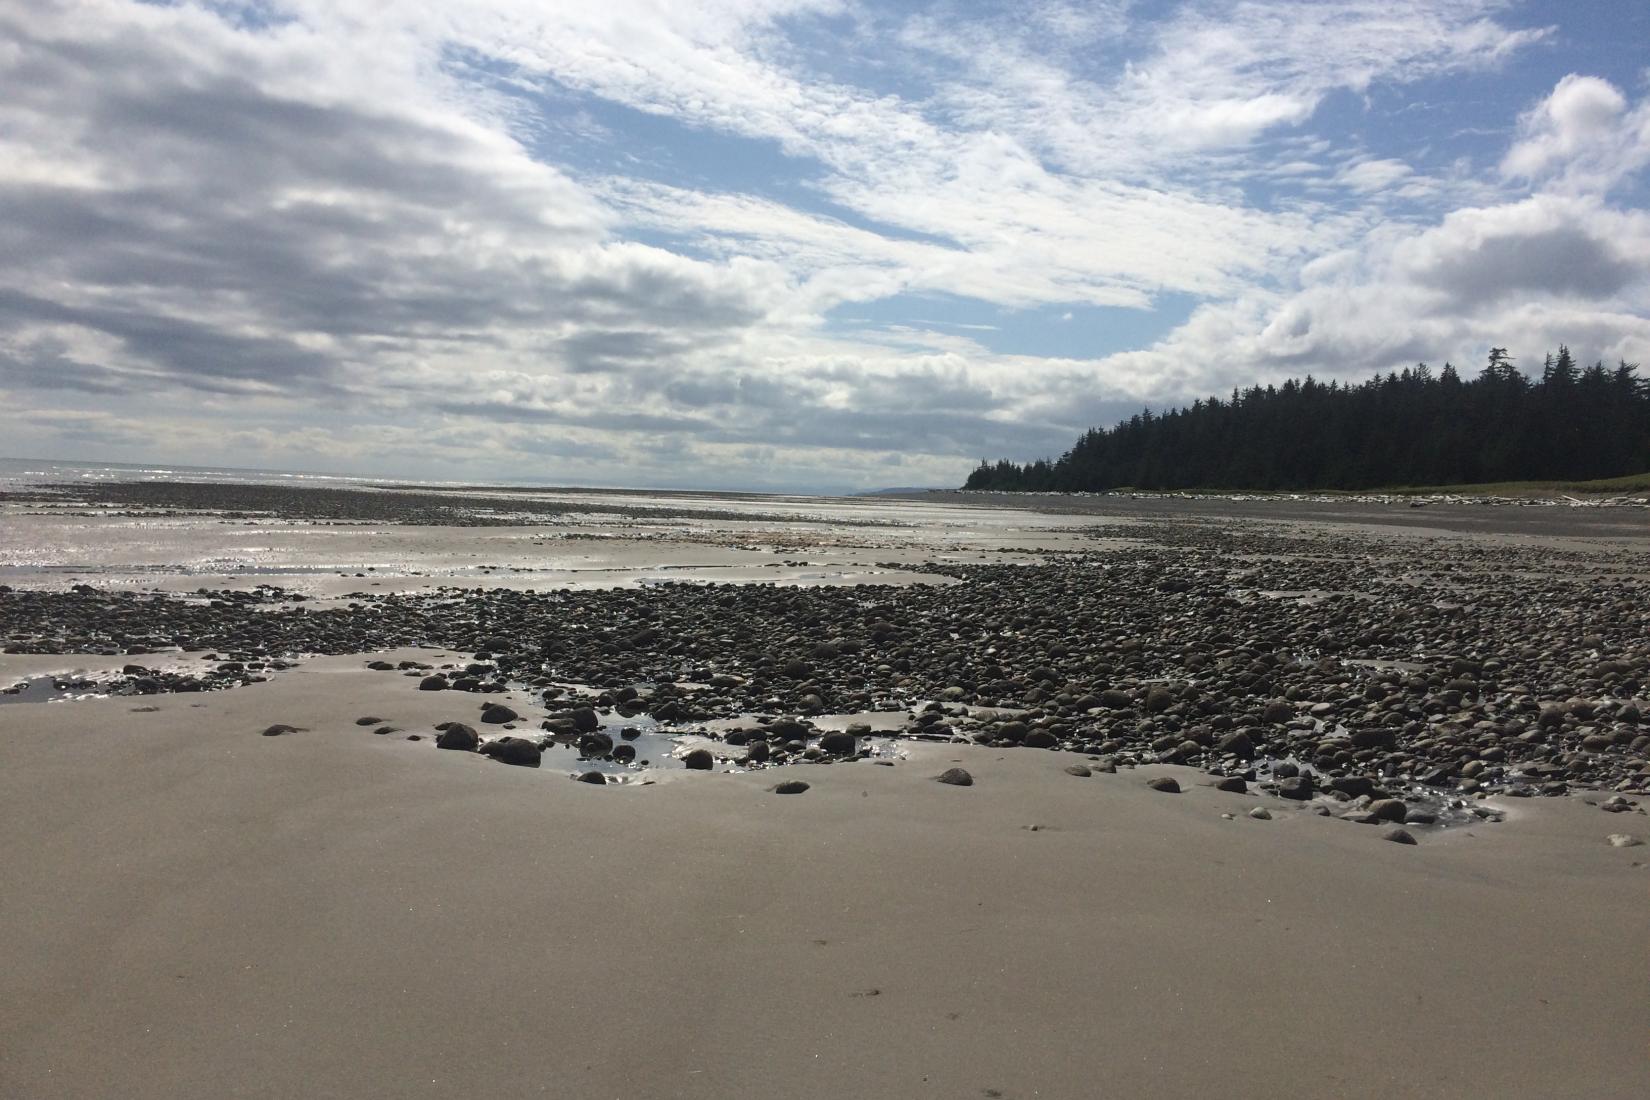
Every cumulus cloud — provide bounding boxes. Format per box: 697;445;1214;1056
1501;74;1650;193
0;1;1643;488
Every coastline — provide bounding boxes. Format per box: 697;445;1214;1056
2;479;1648;1098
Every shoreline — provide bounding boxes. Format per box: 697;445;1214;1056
3;480;1648;1097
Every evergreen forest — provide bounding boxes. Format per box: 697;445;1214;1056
963;348;1650;492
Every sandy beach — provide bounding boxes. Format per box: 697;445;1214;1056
2;481;1648;1099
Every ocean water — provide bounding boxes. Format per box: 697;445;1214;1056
0;456;441;493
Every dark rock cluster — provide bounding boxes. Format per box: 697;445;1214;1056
5;516;1648;809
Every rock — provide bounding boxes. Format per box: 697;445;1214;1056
1277;775;1315;800
611;743;636;763
818;730;857;756
480;736;542;767
682;748;715;770
260;723;302;736
577;732;614;758
372;725;398;735
1146;776;1181;794
1606;833;1642;847
435;723;479;751
576;770;607;785
1381;828;1419;845
772;780;810;795
1368;798;1408;823
1212;775;1247;793
1063;764;1092;777
1262;699;1292;724
569;707;600;733
1098;689;1132;710
1248;806;1272;820
1023;729;1059;749
936;767;974;787
480;703;519;724
1329;775;1375;799
1216;730;1255;759
745;740;771;763
1403;810;1438;826
1144;686;1174;713
418;675;447;691
354;716;382;726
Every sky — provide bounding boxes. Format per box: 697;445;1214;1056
1;0;1648;491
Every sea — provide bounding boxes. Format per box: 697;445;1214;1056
0;457;464;494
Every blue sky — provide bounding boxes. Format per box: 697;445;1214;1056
1;1;1647;489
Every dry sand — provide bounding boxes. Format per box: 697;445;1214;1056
2;653;1646;1099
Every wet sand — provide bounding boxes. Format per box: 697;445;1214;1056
2;655;1646;1099
2;482;1648;1098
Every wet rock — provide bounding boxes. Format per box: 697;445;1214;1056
418;675;447;691
682;748;715;770
936;767;974;787
1277;775;1315;800
568;707;600;733
480;736;542;767
1368;798;1408;823
435;723;479;751
818;730;857;757
578;732;614;758
480;703;519;724
576;770;607;785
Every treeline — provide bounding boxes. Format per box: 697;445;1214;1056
965;348;1650;492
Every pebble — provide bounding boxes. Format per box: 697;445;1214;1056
1381;828;1419;845
1607;833;1642;847
773;780;811;794
1146;776;1180;794
936;767;973;787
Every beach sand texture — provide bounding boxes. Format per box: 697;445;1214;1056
2;654;1646;1099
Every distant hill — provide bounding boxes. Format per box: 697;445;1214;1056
965;348;1649;493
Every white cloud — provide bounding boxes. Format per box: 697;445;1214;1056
1;2;1641;490
1502;74;1650;193
1338;158;1415;193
